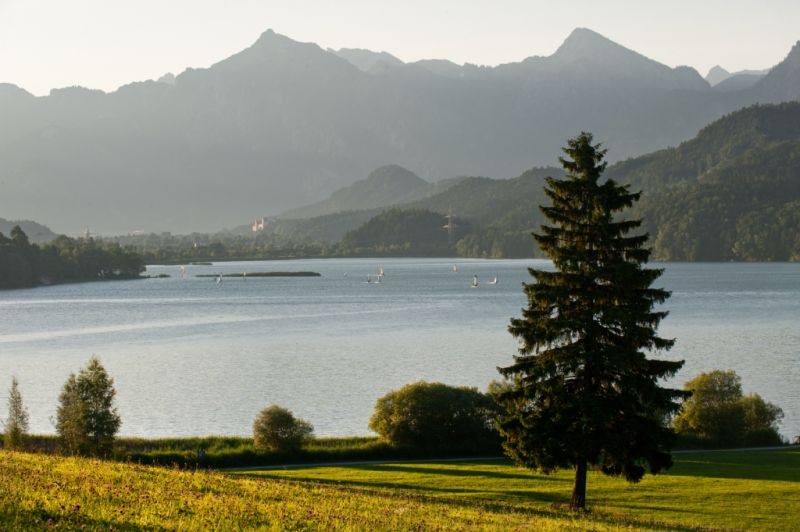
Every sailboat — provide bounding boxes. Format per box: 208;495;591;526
452;264;458;273
471;274;478;288
216;274;222;284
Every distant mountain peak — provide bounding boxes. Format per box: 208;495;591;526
280;165;431;219
365;164;426;183
251;28;299;50
209;28;330;72
553;27;630;60
255;28;277;42
549;27;707;90
706;65;731;85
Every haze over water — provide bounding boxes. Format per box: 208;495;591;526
1;258;797;440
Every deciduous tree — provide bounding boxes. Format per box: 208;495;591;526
56;357;121;456
253;405;313;453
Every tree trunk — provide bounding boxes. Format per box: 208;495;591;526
570;458;587;510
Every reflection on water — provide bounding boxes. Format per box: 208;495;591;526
0;258;797;440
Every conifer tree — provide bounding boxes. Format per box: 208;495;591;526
4;376;30;450
497;132;689;510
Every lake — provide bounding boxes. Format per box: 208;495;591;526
0;258;797;440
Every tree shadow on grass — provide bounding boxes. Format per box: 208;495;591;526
242;472;566;502
607;503;697;515
350;462;569;482
242;474;711;531
668;449;800;483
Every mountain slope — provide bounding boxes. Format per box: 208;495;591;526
750;41;800;103
713;73;766;92
282;165;432;219
1;29;798;235
706;66;768;89
607;102;800;260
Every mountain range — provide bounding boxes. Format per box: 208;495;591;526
1;28;799;235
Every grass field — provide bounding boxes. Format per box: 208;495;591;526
237;449;800;531
1;448;797;530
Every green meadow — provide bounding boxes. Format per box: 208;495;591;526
1;448;797;530
236;448;800;530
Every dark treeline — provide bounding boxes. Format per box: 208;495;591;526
339;208;469;257
0;226;145;289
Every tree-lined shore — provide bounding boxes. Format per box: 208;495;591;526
0;226;144;289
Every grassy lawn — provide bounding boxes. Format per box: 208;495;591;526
1;448;797;530
238;449;800;531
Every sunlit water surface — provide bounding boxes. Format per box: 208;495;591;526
1;259;798;440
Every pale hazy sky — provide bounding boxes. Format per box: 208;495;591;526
2;0;798;96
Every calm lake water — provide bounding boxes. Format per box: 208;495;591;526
1;258;798;440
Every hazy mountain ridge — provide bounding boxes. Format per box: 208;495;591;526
281;165;467;219
0;218;58;243
1;28;798;234
705;65;769;88
331;48;404;71
273;167;564;243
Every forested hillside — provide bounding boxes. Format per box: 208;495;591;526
293;103;800;261
340;209;470;256
611;102;800;260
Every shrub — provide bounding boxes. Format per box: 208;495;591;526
56;357;121;456
369;381;499;450
673;370;784;447
253;406;313;453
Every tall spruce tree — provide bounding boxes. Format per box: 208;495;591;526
497;132;689;510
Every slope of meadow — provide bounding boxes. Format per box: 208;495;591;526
1;448;797;530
